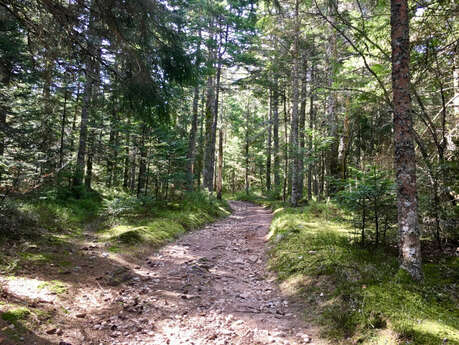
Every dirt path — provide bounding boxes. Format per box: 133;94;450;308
79;201;322;345
1;201;325;345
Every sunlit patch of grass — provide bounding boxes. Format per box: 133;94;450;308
269;203;459;345
19;252;54;263
18;251;71;269
96;191;230;250
37;280;68;295
1;307;30;323
99;218;186;247
0;254;20;274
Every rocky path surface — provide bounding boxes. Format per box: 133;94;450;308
79;201;324;345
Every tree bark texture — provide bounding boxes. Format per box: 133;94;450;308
203;76;215;191
391;0;422;280
290;0;300;206
273;71;281;193
266;90;273;192
326;0;340;194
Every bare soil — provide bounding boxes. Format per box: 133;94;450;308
1;201;326;345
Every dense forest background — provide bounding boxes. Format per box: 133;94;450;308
0;0;458;275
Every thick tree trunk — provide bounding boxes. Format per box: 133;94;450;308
391;0;422;280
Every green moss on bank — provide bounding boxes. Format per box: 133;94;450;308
98;191;230;251
268;201;459;345
1;307;30;323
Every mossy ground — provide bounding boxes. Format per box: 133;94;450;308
1;307;30;323
260;198;459;345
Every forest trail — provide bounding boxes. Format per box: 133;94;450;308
84;201;324;345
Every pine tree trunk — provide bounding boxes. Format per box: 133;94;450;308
196;90;205;189
84;140;93;189
266;90;273;192
308;62;315;201
186;84;200;191
74;9;97;188
326;0;340;195
208;57;223;191
73;75;92;187
273;72;280;194
186;32;202;191
391;0;422;280
245;107;250;195
59;84;68;170
106;115;116;188
129;138;137;193
283;93;289;203
216;128;223;199
298;57;307;199
123;123;130;189
41;52;55;172
203;76;215;191
0;70;9;183
137;126;147;197
290;2;300;206
454;49;459;117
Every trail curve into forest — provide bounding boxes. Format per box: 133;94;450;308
83;201;324;345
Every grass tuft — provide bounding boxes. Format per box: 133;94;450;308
1;307;30;323
37;280;68;294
